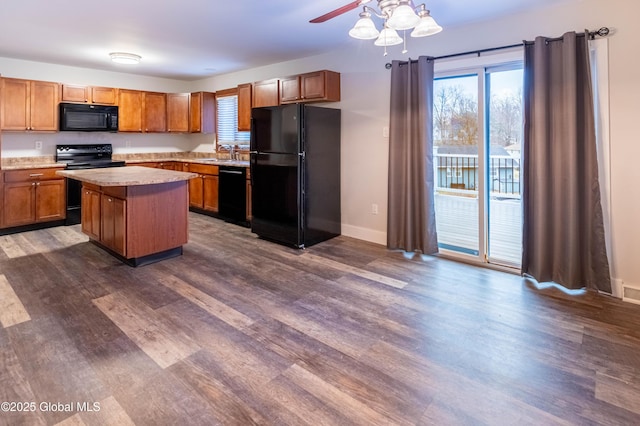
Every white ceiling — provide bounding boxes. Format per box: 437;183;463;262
0;0;575;81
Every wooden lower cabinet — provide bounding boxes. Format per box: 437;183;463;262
101;194;126;256
80;181;188;262
203;175;219;212
184;163;219;213
82;184;126;256
81;187;101;240
2;168;66;228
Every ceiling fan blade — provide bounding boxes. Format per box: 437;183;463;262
309;0;372;23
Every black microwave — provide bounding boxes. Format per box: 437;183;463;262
59;103;118;132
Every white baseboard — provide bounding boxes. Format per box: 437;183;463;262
341;224;387;245
612;278;623;299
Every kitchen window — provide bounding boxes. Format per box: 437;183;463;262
216;92;250;146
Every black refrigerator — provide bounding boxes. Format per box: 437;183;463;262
250;104;341;248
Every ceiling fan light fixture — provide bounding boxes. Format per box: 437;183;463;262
109;52;141;65
310;1;442;55
410;9;442;37
348;10;380;40
374;25;403;47
386;1;421;31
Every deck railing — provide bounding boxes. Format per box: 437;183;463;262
434;153;521;196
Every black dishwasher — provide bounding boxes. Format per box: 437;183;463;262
218;166;247;224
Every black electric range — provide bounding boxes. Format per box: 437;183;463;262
56;144;126;225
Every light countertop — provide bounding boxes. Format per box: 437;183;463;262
56;166;198;187
2;156;249;171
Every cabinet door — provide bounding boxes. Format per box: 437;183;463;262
118;89;143;132
143;92;167;132
279;76;300;104
300;71;326;101
167;93;190;132
61;84;90;103
189;92;203;133
190;92;215;133
102;195;126;256
35;179;66;222
1;78;29;130
30;80;59;131
91;87;118;105
189;175;204;208
203;175;219;212
302;70;340;102
237;83;252;131
252;80;279;108
3;182;35;227
82;187;101;240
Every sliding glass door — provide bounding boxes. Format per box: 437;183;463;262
433;65;523;267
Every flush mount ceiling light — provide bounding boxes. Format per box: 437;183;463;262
109;52;141;65
312;0;442;56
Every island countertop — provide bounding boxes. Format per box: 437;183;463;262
56;166;198;186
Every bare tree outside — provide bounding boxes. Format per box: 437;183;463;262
433;82;522;148
433;84;478;146
489;89;523;147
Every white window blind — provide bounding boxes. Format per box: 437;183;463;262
216;95;250;143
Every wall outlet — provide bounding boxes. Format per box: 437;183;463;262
372;203;379;215
35;140;43;150
382;126;389;138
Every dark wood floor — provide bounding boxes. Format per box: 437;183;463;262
1;213;640;425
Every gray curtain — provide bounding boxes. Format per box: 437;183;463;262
522;32;611;292
387;56;438;254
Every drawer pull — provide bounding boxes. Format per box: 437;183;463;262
29;173;44;177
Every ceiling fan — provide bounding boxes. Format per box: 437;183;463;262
309;0;373;24
310;1;442;55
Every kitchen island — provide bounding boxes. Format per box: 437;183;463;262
56;166;197;266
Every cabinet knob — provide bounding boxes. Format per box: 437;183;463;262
108;198;112;202
31;182;36;186
36;182;40;186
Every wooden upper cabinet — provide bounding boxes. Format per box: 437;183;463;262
91;87;118;105
279;70;340;104
252;79;279;108
279;76;300;104
61;84;90;103
1;78;58;131
143;92;167;133
60;84;118;104
118;89;143;132
167;93;190;132
237;83;252;132
190;91;215;134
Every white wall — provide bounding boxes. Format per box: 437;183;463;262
192;0;640;290
2;0;639;291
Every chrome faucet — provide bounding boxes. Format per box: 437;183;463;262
229;144;236;160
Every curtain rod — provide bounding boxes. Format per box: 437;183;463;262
384;27;610;69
